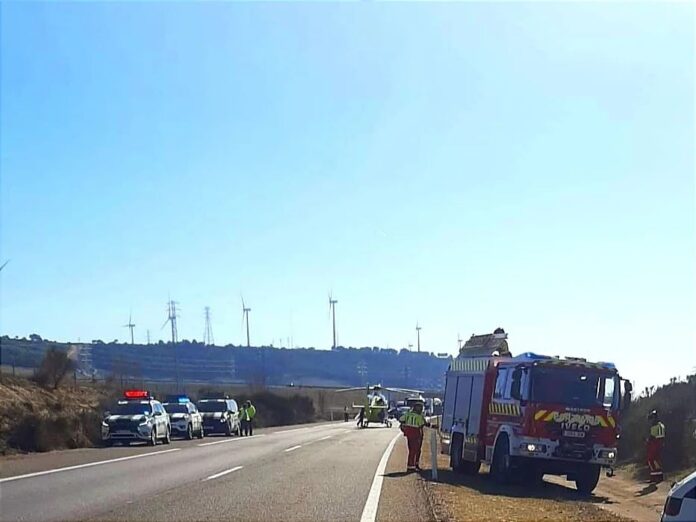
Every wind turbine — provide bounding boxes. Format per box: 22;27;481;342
123;311;136;344
416;322;422;353
241;297;251;347
329;292;338;349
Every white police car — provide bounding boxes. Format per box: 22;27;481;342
101;390;171;446
163;395;204;440
197;397;240;436
662;469;696;522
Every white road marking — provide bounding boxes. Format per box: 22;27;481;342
284;445;302;452
0;448;181;484
273;427;311;435
360;432;401;522
317;435;332;441
197;434;265;447
204;465;243;481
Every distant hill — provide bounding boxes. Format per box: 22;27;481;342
0;336;451;391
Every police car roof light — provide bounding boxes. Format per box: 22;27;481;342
164;394;191;403
124;390;150;399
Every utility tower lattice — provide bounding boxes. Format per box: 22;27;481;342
162;299;181;389
164;300;179;344
204;307;214;345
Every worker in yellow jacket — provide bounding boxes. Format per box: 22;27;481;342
399;402;430;471
646;410;665;482
240;400;256;436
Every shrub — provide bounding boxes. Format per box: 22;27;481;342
34;348;74;390
618;375;696;474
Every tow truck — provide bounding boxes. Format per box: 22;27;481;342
441;329;631;494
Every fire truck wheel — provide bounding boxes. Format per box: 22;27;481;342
575;464;600;495
451;434;465;472
491;434;513;484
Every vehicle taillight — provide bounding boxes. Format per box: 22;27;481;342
664;496;682;516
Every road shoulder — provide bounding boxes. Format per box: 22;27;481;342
376;430;435;522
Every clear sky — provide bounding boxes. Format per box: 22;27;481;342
1;2;694;390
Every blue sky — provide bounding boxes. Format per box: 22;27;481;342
1;2;693;390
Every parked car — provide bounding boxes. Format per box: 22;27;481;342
661;469;696;522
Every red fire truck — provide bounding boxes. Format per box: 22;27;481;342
441;349;631;494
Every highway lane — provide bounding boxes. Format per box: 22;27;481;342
0;422;402;522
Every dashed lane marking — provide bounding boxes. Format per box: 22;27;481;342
284;445;302;453
204;465;243;481
0;448;182;484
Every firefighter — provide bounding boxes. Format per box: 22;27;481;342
399;401;430;471
240;400;256;436
646;410;665;483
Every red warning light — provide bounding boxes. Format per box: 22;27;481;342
124;390;149;399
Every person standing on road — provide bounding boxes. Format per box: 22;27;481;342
240;400;256;436
399;401;430;472
646;410;665;483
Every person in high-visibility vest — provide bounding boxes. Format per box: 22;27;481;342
646;410;665;483
399;402;430;471
240;400;256;436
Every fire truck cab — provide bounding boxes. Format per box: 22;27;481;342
441;331;630;495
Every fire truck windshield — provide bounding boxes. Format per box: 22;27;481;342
530;367;619;409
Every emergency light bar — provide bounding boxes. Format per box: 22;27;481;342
165;395;191;404
124;390;151;399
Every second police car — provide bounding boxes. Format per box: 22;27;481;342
196;396;241;436
102;390;171;446
162;395;204;439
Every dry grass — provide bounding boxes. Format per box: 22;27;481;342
422;436;631;522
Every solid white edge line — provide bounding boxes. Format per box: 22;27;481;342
197;434;265;447
360;431;401;522
273;427;311;435
284;445;302;452
204;465;243;481
0;448;181;484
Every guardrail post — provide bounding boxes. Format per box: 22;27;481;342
430;428;438;481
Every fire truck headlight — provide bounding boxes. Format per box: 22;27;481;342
521;443;547;453
607;451;616;459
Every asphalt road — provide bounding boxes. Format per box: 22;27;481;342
0;422;404;522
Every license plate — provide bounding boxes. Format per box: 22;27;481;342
563;430;585;438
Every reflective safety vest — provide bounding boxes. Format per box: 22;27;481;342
242;405;256;421
400;411;425;428
650;422;665;439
